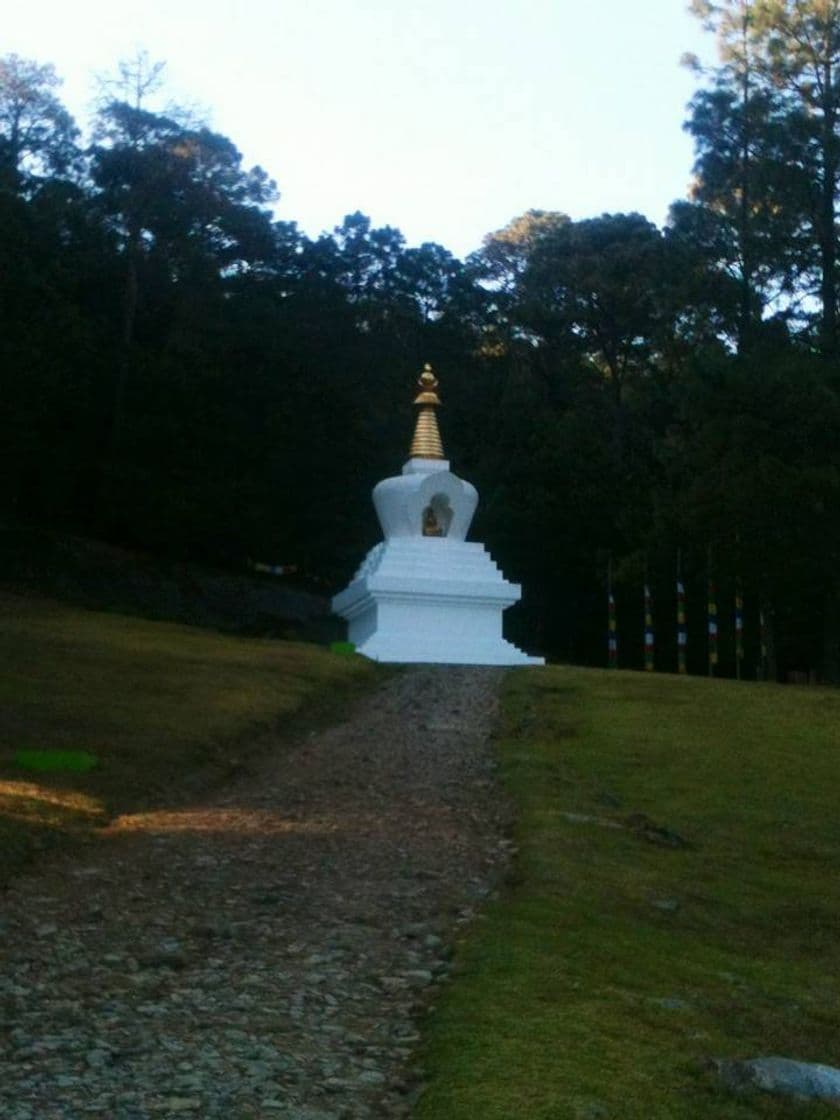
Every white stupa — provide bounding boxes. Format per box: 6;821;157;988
332;365;543;665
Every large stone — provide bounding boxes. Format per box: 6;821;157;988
715;1057;840;1106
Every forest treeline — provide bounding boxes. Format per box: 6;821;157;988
2;1;840;678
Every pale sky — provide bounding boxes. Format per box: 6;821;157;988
6;0;712;259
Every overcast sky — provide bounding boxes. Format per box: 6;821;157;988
7;0;713;258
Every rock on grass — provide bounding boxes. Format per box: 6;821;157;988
715;1056;840;1107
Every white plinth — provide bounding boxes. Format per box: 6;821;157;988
332;537;543;666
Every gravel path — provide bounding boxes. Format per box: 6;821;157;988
0;667;513;1120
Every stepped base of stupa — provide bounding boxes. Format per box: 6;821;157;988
332;538;544;666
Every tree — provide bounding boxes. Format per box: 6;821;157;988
0;54;79;192
662;346;840;676
471;209;570;297
518;214;681;454
680;2;802;350
325;212;466;335
468;209;570;351
89;98;278;451
96;48;166;113
755;0;840;357
687;1;840;356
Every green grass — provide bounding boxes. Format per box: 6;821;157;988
417;667;840;1119
0;590;381;884
14;749;99;772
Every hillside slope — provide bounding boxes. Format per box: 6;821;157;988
0;591;381;884
418;667;840;1119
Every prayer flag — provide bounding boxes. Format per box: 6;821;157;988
708;577;719;675
735;580;744;677
676;578;687;675
608;588;618;669
644;583;655;672
759;607;768;680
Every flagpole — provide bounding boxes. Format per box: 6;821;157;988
676;549;687;675
759;606;769;681
735;579;744;681
608;557;618;670
734;533;743;682
707;547;718;678
644;559;654;672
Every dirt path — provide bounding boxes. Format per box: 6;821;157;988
0;667;512;1120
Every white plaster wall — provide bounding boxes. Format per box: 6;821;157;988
372;470;478;541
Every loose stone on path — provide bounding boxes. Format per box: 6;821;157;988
0;666;511;1119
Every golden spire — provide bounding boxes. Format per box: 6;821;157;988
409;363;445;459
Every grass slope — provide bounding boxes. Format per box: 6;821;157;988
417;667;840;1119
0;591;381;885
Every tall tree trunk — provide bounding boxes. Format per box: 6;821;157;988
819;60;838;359
738;14;758;354
109;239;139;457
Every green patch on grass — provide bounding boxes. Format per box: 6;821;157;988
417;667;840;1119
15;749;99;772
329;640;357;656
0;590;382;885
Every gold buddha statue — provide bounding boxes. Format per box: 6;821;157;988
422;505;444;536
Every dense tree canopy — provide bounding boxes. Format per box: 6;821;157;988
0;54;79;190
2;20;840;681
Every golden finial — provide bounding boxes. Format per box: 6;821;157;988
409;363;445;459
414;363;441;406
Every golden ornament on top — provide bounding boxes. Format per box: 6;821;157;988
409;363;445;460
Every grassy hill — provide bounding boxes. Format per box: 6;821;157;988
0;591;381;885
417;667;840;1119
